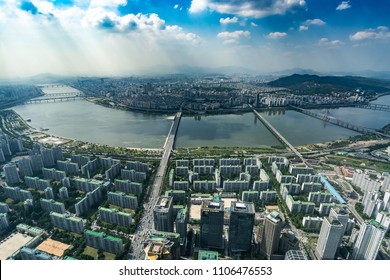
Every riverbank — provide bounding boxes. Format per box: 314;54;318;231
0;109;164;159
88;96;368;116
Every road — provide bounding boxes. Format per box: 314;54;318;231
129;112;182;259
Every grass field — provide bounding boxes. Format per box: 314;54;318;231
325;155;390;173
83;246;98;259
104;252;115;260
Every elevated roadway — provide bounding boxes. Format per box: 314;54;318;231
290;105;390;138
129;112;182;259
25;96;85;104
355;103;390;112
252;108;305;163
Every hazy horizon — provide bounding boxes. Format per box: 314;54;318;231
1;0;390;79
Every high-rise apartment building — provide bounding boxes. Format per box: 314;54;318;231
352;220;386;260
260;211;283;259
315;216;344;260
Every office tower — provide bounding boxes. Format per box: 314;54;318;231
3;164;20;184
153;196;174;232
200;201;224;250
279;231;300;253
260;211;283;259
352;220;386;260
315;216;344;260
18;158;33;178
229;202;255;253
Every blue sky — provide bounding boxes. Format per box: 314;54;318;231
0;0;389;77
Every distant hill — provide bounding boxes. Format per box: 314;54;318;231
268;74;390;95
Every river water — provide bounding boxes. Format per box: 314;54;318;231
12;88;390;148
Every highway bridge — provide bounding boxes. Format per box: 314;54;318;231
290;105;390;138
25;96;85;104
252;107;306;163
355;103;390;112
129;112;182;259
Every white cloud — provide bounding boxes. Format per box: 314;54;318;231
336;1;351;11
304;19;326;26
267;32;287;39
318;38;344;47
0;9;5;23
350;26;390;41
189;0;208;13
217;30;250;44
166;25;202;45
299;18;325;31
217;30;251;39
90;0;127;8
174;4;179;9
223;39;238;45
219;16;238;24
251;22;258;27
190;0;306;18
299;25;308;31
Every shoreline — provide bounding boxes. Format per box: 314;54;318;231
87;97;372;116
6;97;389;153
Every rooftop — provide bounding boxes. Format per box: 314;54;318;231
231;201;255;213
198;250;219;260
155;196;172;209
203;200;224;211
36;238;70;257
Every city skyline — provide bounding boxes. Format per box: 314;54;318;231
1;0;390;78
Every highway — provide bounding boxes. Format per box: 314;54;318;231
129;112;182;259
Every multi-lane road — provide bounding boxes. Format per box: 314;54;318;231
129;112;182;259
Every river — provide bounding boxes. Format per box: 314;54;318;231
12;88;390;148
